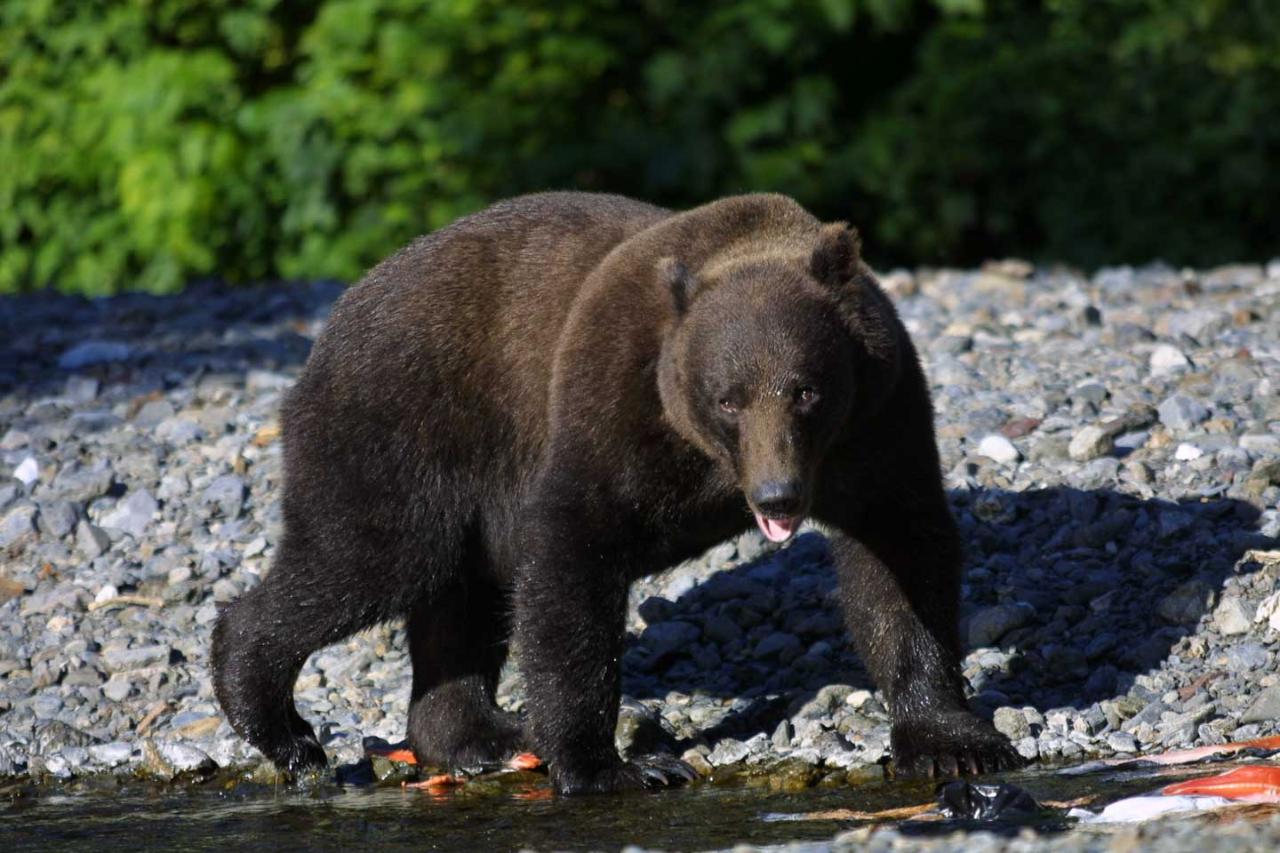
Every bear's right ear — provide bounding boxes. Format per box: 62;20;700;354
658;257;698;315
809;223;862;286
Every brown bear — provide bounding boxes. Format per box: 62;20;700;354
211;192;1022;794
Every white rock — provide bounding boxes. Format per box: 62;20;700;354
1174;443;1204;461
13;457;39;487
1255;591;1280;633
93;584;118;605
977;434;1021;465
1149;344;1191;376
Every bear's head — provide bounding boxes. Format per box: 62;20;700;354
657;224;901;542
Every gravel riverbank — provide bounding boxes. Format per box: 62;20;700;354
1;260;1278;849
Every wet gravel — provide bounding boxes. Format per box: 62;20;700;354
1;260;1278;849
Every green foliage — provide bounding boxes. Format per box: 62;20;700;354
2;0;1277;294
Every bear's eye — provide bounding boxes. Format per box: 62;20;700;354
718;398;739;415
795;386;819;407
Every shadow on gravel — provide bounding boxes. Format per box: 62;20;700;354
625;486;1273;743
0;282;342;398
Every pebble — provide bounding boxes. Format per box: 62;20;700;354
1240;686;1280;725
1157;394;1210;434
98;489;159;539
977;434;1021;465
103;645;172;673
1;504;38;548
13;457;39;487
1149;344;1191;376
1068;425;1113;462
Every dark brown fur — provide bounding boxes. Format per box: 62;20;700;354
211;192;1021;793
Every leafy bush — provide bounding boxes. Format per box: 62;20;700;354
2;0;1277;294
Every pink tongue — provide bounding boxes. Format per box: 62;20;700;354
754;512;799;543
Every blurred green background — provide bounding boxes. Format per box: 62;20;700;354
2;0;1277;295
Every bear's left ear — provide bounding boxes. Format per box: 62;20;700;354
809;223;862;286
658;257;699;315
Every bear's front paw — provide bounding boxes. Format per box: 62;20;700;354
273;734;328;776
552;753;698;795
889;712;1025;780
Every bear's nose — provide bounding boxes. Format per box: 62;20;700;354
751;479;803;518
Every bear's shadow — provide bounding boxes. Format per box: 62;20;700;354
622;485;1271;746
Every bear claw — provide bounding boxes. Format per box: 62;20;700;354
553;753;698;795
888;712;1026;780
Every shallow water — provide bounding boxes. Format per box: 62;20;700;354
0;763;1230;852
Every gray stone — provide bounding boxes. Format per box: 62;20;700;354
102;675;133;702
103;644;171;673
0;504;37;548
99;489;158;538
76;520;111;559
155;417;205;445
36;500;80;539
1225;642;1269;671
1157;394;1210;434
992;706;1031;741
1240;434;1280;456
707;738;751;767
966;603;1034;647
201;475;246;519
143;740;215;778
1213;596;1255;636
1240;686;1280;725
32;720;98;754
57;341;133;369
134;399;176;429
88;741;134;767
1068;425;1113;461
1106;731;1138;753
0;480;18;512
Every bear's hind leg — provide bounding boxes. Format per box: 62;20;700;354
405;578;526;769
211;543;393;774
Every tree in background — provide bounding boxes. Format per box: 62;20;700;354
2;0;1277;295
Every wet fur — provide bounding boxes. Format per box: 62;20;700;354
211;192;1021;793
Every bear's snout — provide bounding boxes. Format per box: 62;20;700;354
747;478;806;543
750;479;803;517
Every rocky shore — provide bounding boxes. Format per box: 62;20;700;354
1;261;1278;846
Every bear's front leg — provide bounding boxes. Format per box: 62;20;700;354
512;500;696;795
825;501;1024;778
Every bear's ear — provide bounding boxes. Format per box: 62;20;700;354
809;223;862;286
658;257;698;315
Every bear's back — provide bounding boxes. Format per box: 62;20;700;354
280;194;673;537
